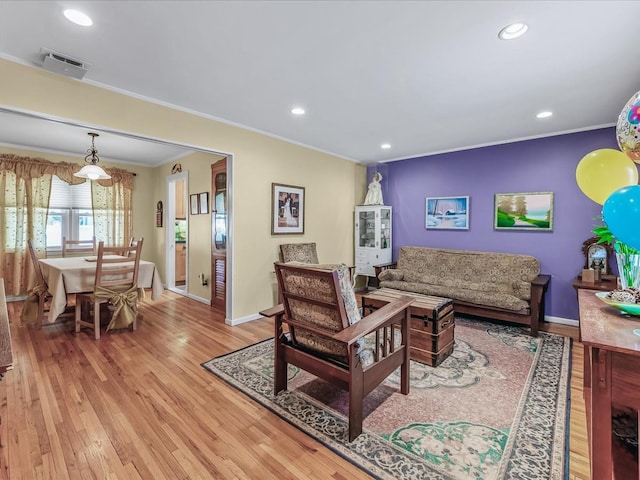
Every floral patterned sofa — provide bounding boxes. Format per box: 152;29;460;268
375;246;550;336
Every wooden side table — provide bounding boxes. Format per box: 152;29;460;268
572;274;618;295
579;289;640;479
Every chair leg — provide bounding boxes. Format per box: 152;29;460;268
37;296;46;329
93;300;101;340
74;300;81;333
348;373;364;441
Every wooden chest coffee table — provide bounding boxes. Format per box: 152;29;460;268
361;288;454;367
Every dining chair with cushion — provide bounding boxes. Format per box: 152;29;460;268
75;239;144;339
20;239;54;327
62;236;96;257
260;262;413;441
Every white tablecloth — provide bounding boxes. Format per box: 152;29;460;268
39;256;164;322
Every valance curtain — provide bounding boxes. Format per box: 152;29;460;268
0;154;135;297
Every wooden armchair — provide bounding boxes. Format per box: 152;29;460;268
279;242;319;264
260;262;413;441
280;242;357;286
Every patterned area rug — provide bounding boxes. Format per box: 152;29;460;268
202;318;571;480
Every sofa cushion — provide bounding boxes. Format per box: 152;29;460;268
396;246;539;300
379;280;530;313
378;269;404;282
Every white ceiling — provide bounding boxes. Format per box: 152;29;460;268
0;0;639;167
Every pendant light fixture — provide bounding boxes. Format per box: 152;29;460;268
74;132;111;180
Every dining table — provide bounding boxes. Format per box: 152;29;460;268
39;255;164;322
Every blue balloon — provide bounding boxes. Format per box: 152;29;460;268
603;185;640;251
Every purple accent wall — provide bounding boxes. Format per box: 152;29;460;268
371;127;631;321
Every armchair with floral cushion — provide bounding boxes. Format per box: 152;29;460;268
260;262;413;441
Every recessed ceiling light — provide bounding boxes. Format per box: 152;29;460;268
291;107;305;115
498;22;528;40
64;9;93;26
536;111;553;119
381;143;391;149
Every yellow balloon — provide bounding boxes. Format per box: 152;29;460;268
576;148;639;205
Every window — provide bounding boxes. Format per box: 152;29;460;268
46;176;94;250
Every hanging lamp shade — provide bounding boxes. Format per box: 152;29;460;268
74;132;111;180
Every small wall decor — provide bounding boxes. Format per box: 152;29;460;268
171;163;182;174
494;191;554;231
199;192;209;214
190;194;200;215
426;196;469;230
271;183;305;235
156;201;163;227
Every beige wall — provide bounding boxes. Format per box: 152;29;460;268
0;59;367;320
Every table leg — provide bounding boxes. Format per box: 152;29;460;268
590;347;613;480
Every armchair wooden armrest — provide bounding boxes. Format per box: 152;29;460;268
532;274;551;287
333;296;413;346
259;304;284;318
374;262;398;278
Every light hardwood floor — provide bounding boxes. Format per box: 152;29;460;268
0;291;592;479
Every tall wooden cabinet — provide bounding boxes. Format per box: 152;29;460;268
355;205;392;278
211;158;227;312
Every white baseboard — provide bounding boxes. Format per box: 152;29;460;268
226;313;263;326
544;315;579;327
186;293;210;305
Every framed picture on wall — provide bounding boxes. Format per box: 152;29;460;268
190;194;199;215
494;191;554;231
426;196;469;230
199;192;209;214
271;183;305;234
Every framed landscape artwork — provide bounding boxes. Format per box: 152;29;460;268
494;191;554;231
426;196;469;230
271;183;305;235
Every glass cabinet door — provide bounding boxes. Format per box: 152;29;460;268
380;208;391;249
213;171;227;251
358;210;376;248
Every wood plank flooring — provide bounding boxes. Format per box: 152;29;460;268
0;290;594;479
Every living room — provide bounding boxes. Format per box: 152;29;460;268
1;2;638;478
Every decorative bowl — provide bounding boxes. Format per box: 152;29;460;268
595;291;640;316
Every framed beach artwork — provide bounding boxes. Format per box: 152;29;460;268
494;191;554;231
271;183;305;235
426;196;469;230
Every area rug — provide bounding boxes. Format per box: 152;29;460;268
202;318;571;480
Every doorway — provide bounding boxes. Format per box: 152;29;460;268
166;172;189;296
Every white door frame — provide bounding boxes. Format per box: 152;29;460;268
166;172;189;295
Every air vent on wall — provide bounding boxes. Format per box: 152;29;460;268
40;48;89;79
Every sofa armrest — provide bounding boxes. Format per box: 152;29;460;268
374;262;397;277
532;274;551;288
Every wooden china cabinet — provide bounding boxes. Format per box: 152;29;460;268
211;158;227;312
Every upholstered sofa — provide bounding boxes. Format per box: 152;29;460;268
375;246;550;336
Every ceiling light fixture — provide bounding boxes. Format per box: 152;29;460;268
498;22;528;40
291;107;305;115
536;111;553;119
381;143;391;149
74;133;111;180
63;9;93;27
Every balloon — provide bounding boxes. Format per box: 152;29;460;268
603;185;640;251
616;90;640;163
575;148;639;204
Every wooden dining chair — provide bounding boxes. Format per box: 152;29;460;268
75;239;144;339
20;239;54;326
62;236;96;257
